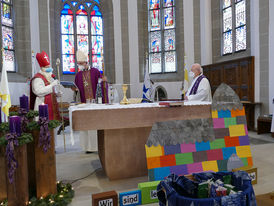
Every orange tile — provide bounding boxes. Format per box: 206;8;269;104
247;157;253;166
147;157;161;169
225;136;240;147
160;154;176;167
231;108;246;117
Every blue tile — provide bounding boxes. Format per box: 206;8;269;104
195;141;210;151
154;167;170;181
218;110;231;118
222;147;236;160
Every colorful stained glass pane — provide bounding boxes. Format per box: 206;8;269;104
150;53;161;73
223;31;232;54
94;0;100;5
64;3;70;9
165;51;176;72
92;36;103;54
62;35;74;55
86;2;92;7
164;8;174;29
76;9;87;15
223;0;231;8
235;0;246;27
223;7;232;32
91;5;102;16
149;0;160;9
164;0;174;7
91;16;103;35
92;55;103;72
77;35;89;54
62;55;75;74
71;1;77;6
1;3;13;27
150;31;161;52
2;26;13;49
61;14;74;34
164;29;175;51
3;0;11;3
76;15;88;34
150;10;160;31
236;26;246;51
3;50;14;72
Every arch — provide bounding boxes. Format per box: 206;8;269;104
154;85;167;101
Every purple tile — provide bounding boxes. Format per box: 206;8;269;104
164;144;181;155
181;143;196;153
239;135;250;146
187;163;203;174
213;118;225;128
170;165;188;176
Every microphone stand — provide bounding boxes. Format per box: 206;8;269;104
56;58;66;152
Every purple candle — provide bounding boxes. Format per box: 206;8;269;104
20;94;29;111
0;112;2;124
39;104;49;119
9;116;22;136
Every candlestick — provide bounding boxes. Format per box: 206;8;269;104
39;104;49;119
9;116;21;136
20;94;29;111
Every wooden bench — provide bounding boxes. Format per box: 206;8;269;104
257;116;274;137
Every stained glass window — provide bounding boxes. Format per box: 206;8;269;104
60;0;104;74
148;0;176;73
1;0;15;72
222;0;246;55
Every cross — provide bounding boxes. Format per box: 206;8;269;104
44;55;49;62
84;80;89;87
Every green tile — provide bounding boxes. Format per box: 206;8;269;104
224;117;237;128
210;139;226;149
217;159;228;171
138;181;161;204
241;158;248;166
175;153;194;165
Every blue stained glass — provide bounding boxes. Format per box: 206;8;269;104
64;3;70;9
92;55;103;72
61;14;74;34
91;5;102;16
164;7;174;29
86;2;92;7
2;26;13;50
79;4;85;10
71;1;77;6
223;31;232;54
62;35;74;55
236;26;246;51
77;35;89;54
62;0;66;2
94;0;100;4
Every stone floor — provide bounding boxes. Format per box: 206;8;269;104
55;129;274;206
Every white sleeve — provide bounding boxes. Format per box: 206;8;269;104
187;78;210;101
32;78;53;97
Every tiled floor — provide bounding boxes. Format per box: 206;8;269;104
55;129;274;206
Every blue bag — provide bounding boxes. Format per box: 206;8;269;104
157;171;257;206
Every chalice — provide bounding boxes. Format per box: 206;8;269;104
120;84;129;105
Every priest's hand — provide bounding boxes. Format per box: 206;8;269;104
102;76;107;82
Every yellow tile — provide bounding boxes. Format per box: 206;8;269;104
202;160;219;172
236;146;252;158
229;124;246;137
145;145;163;158
212;110;218;118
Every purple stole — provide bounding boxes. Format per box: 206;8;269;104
189;75;205;95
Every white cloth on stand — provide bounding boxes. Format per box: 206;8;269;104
79;130;98;152
185;74;212;102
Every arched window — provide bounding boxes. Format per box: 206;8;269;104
222;0;246;55
1;0;15;72
148;0;176;74
61;0;104;74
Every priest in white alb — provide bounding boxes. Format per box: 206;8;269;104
185;63;212;102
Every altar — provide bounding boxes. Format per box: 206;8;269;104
69;102;212;180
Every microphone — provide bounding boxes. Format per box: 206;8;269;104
51;74;56;80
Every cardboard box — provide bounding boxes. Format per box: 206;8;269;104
138;181;160;205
